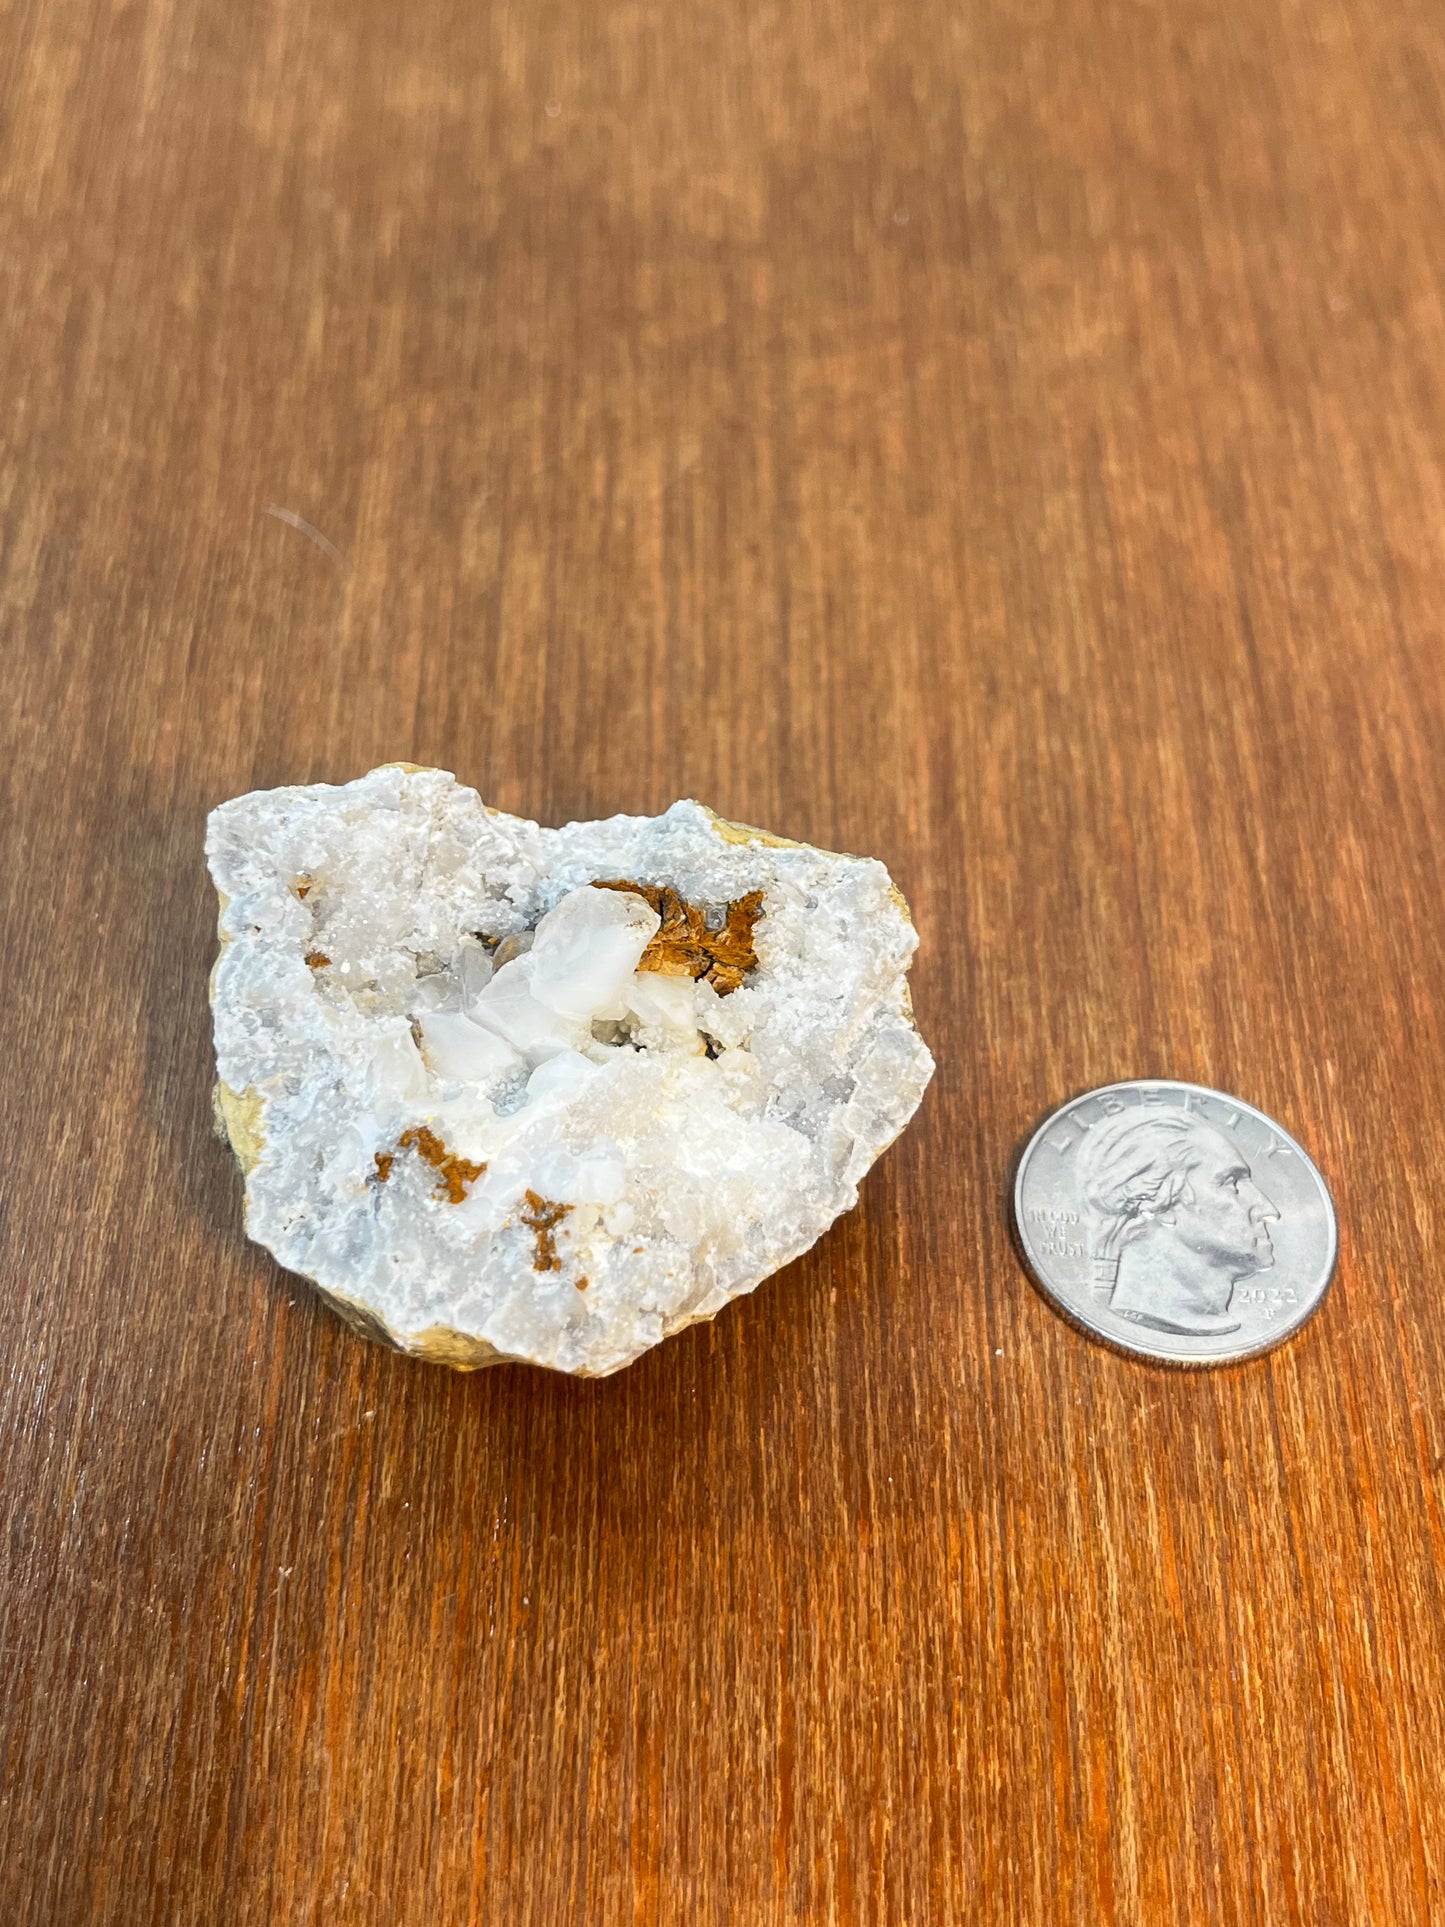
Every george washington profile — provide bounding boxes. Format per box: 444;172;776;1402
1076;1107;1281;1336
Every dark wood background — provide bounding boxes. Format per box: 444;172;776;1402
3;0;1444;1919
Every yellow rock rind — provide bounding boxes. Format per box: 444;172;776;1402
214;1081;267;1175
210;888;271;1180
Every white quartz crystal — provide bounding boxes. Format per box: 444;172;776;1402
206;765;933;1375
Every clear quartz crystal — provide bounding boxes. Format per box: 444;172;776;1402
206;766;933;1375
528;886;659;1020
415;1010;522;1083
455;937;494;1002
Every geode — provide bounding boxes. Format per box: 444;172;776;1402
206;765;933;1375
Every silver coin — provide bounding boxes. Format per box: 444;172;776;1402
1013;1081;1338;1365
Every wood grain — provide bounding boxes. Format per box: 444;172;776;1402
3;0;1445;1919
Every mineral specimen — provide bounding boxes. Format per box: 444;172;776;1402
206;766;933;1375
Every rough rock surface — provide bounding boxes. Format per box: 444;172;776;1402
206;766;934;1375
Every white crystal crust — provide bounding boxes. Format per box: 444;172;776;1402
206;766;933;1375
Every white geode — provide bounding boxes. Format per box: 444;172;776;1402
206;765;933;1375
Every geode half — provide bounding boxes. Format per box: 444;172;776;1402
206;765;933;1375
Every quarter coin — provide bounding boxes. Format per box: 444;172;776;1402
1013;1081;1338;1365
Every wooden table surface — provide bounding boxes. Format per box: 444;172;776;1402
4;0;1445;1920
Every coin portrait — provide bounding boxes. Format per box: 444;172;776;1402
1077;1108;1281;1336
1013;1082;1337;1365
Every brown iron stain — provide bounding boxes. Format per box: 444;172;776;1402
521;1190;572;1270
294;877;312;899
304;949;331;968
377;1125;487;1203
591;880;765;994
